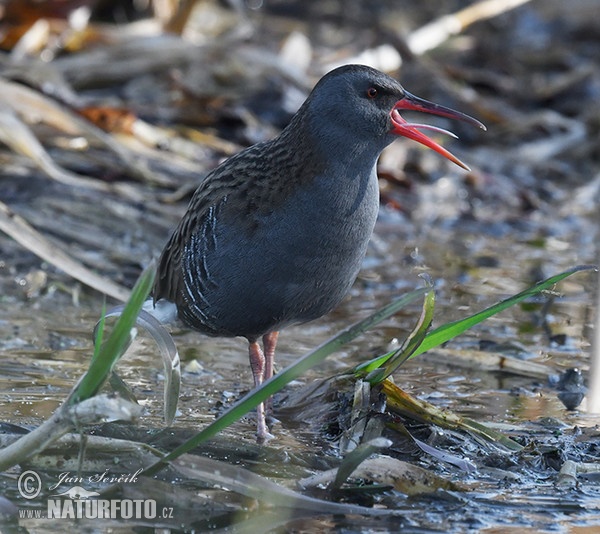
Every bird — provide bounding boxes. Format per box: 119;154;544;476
152;64;485;441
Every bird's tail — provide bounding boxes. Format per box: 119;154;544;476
142;298;178;324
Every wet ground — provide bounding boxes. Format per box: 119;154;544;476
0;0;599;532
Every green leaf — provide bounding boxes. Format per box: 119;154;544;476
68;262;155;405
360;276;435;383
411;264;595;358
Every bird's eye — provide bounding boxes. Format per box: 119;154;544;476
366;87;378;99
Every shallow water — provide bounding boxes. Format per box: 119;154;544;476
1;208;597;532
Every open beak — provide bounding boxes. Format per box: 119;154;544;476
391;90;486;171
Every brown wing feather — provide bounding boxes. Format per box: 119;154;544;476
153;175;235;304
152;143;273;305
152;115;320;307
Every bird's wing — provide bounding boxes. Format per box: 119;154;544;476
154;174;235;306
152;145;268;306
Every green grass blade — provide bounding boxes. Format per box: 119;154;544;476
93;300;107;361
362;280;435;383
68;262;156;405
411;264;596;359
355;265;596;379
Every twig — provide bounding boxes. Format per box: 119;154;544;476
0;200;131;301
0;77;175;188
0;102;113;192
0;395;141;472
407;0;533;55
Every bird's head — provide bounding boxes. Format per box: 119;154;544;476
303;64;486;170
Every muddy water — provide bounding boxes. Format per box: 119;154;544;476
0;204;597;531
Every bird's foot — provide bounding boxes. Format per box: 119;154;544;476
256;428;275;444
256;401;275;443
256;417;275;443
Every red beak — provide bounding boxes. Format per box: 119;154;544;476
391;90;486;171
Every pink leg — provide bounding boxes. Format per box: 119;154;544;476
248;340;273;442
262;331;279;382
249;340;266;389
262;331;279;424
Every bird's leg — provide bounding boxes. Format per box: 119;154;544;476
248;340;274;442
262;331;279;382
262;331;279;426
